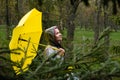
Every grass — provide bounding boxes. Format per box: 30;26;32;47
0;25;7;40
74;28;93;43
111;31;120;40
71;28;120;45
0;25;9;48
74;28;120;40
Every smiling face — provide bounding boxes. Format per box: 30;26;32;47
54;28;62;43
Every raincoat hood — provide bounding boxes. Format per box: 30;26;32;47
45;26;62;48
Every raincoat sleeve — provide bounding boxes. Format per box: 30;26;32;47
44;45;62;60
44;45;64;65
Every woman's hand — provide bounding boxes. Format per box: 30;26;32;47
58;48;65;56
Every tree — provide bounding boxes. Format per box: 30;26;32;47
5;0;10;39
93;0;102;45
66;0;89;42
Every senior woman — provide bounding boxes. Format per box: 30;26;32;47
44;26;65;65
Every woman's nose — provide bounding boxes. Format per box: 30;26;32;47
59;33;62;36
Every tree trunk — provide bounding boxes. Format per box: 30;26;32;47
104;6;110;49
67;17;75;42
65;0;81;60
17;0;27;19
94;0;102;45
58;0;64;31
5;0;10;39
66;0;81;45
15;0;20;24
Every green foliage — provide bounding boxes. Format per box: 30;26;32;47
0;48;15;80
68;30;120;80
109;15;120;25
102;0;120;14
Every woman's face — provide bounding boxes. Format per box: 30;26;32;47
54;28;62;42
